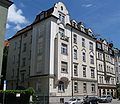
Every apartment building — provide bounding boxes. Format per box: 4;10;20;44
114;48;120;84
6;2;97;103
96;39;116;97
0;0;12;80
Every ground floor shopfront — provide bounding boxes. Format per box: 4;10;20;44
98;85;116;97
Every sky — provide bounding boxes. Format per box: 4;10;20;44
6;0;120;48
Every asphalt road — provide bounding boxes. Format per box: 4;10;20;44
99;99;120;104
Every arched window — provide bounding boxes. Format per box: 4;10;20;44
61;6;63;10
82;52;86;62
58;81;65;92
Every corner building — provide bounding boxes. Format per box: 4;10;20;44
96;39;116;97
0;0;12;80
6;2;97;103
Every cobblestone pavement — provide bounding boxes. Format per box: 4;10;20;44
99;99;120;104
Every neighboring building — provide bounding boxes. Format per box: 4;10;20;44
1;40;9;89
96;39;116;97
0;0;12;80
114;48;120;84
6;2;97;103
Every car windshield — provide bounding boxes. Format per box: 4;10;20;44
69;98;76;101
101;96;106;98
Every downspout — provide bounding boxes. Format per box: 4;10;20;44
16;34;22;89
71;27;73;98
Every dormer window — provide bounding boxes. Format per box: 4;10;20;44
97;43;102;49
71;20;77;28
59;28;65;36
109;49;113;54
61;6;63;11
88;29;93;36
81;25;85;32
59;13;65;23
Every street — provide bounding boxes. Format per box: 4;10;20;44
99;99;120;104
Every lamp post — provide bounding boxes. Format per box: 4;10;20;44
3;80;6;104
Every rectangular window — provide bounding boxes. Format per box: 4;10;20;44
59;28;65;36
13;55;15;64
23;43;27;52
58;81;65;92
90;55;94;64
14;42;17;50
97;43;102;49
99;76;103;83
61;61;67;73
111;78;114;84
22;58;26;67
89;42;93;50
91;84;95;93
106;79;110;84
99;76;101;83
21;73;25;82
11;69;14;78
74;82;78;93
83;67;86;77
91;69;95;78
61;43;67;55
74;49;77;59
60;98;64;103
101;65;102;71
107;66;109;72
99;64;101;71
83;83;87;93
100;53;102;60
37;42;42;55
23;33;27;38
101;76;103;83
74;64;78;76
82;38;85;47
59;14;65;23
73;34;77;44
82;52;86;62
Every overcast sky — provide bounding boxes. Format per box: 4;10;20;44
6;0;120;48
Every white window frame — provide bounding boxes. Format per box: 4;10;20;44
61;43;67;55
61;61;68;73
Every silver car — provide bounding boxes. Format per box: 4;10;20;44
99;95;112;103
64;98;83;104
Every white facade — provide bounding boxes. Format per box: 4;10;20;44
96;40;116;97
114;48;120;84
6;2;97;103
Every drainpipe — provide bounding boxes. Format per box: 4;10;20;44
16;34;22;89
71;27;73;98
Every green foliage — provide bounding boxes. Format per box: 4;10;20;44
0;87;35;95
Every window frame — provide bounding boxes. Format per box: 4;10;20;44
83;67;86;77
61;61;68;73
74;82;78;93
58;81;65;92
61;43;68;55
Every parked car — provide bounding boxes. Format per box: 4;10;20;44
83;96;99;104
99;95;112;103
64;98;84;104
